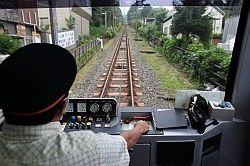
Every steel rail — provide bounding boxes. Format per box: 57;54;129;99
126;35;135;106
99;38;122;98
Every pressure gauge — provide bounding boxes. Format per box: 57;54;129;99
77;103;86;112
89;103;99;113
102;103;112;113
65;103;74;112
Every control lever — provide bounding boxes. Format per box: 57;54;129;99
106;114;111;123
104;114;111;127
123;116;150;124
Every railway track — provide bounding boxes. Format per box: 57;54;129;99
94;30;144;107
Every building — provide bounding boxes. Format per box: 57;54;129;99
162;6;225;38
162;10;176;37
38;7;92;44
143;17;155;25
0;5;91;48
205;6;225;34
0;8;39;45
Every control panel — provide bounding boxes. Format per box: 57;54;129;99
62;98;119;133
65;98;117;116
61;98;163;135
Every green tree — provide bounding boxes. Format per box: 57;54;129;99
171;6;213;44
65;15;75;29
140;6;153;20
0;34;21;54
153;8;167;31
127;6;136;25
40;22;49;32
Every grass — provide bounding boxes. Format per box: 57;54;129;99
136;38;199;98
70;30;200;99
70;38;115;91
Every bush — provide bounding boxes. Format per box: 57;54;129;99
0;34;21;55
105;27;119;39
90;25;106;38
161;39;231;85
211;33;223;39
136;22;229;88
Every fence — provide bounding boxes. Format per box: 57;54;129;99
70;38;101;59
174;46;226;90
69;37;106;71
139;29;227;90
144;34;164;48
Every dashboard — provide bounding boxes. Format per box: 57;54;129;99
65;98;117;116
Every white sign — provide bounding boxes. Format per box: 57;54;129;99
58;31;75;48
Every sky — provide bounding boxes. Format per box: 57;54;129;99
119;0;173;7
120;4;174;16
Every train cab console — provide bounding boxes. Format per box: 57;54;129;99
62;98;118;133
60;96;247;166
61;98;163;135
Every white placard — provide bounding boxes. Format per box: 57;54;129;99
58;31;75;48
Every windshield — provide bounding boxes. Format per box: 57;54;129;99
0;0;243;108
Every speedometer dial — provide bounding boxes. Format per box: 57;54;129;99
102;103;112;113
89;103;99;113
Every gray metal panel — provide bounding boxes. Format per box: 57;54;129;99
201;150;220;166
129;143;151;166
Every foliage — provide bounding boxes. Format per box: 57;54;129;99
128;6;167;32
160;39;231;87
0;34;21;55
90;7;123;28
172;0;231;6
81;6;123;46
140;6;153;19
90;25;106;38
171;6;213;44
154;8;167;31
173;0;209;6
105;26;120;39
90;7;105;27
127;6;137;24
78;25;106;45
78;36;92;45
128;1;232;89
40;23;49;32
65;15;75;29
211;33;223;39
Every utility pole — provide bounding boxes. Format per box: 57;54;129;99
49;0;58;45
102;12;107;30
135;0;138;38
134;0;149;38
112;6;115;28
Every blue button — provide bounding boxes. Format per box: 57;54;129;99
71;116;76;122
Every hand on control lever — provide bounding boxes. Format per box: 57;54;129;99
134;120;149;134
120;120;150;149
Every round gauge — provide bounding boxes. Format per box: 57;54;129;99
89;103;99;113
102;103;112;113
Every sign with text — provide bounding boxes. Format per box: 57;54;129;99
58;31;75;48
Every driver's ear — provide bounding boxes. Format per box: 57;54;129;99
52;100;67;121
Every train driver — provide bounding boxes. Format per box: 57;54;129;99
0;43;149;166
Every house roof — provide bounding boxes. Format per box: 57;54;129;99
163;15;173;22
210;4;225;16
163;9;176;23
145;17;156;21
